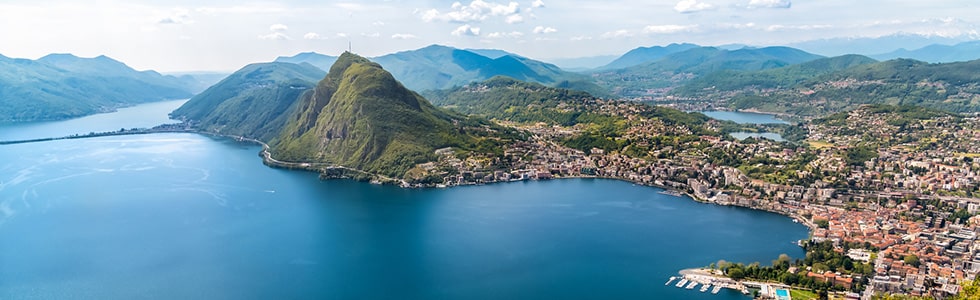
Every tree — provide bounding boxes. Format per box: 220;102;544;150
904;254;920;268
953;276;980;300
815;219;830;229
728;268;746;280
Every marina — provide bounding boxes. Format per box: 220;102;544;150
670;268;753;296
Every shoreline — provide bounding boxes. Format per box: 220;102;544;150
676;268;749;294
228;130;817;237
219;131;818;236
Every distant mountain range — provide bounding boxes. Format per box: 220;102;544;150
0;53;196;123
597;43;700;70
274;52;339;72
787;33;973;57
672;55;980;116
14;35;980;125
871;40;980;63
275;45;598;95
592;46;824;97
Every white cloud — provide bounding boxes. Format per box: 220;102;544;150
531;0;545;8
747;0;791;9
361;32;381;38
372;21;386;26
643;24;697;34
157;8;191;25
391;33;418;39
570;35;592;41
506;14;524;24
422;0;521;23
451;24;481;36
600;29;633;39
532;26;557;34
258;32;290;40
674;0;715;13
487;31;524;38
270;23;288;32
303;32;325;40
335;33;349;38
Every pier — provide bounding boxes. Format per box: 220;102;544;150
671;268;749;295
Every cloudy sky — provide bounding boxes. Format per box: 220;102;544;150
1;0;977;72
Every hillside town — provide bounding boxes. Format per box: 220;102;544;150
401;102;980;299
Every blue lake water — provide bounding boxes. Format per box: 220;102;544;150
701;111;789;124
0;102;808;299
0;99;188;141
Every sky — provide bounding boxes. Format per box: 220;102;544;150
1;0;977;72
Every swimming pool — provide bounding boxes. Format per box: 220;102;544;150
776;289;791;300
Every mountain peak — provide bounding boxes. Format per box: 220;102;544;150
274;52;463;176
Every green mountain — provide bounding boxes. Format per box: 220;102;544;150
592;46;823;97
273;52;519;178
681;57;980;116
598;43;700;70
170;62;326;142
0;54;195;123
274;52;338;72
675;54;878;93
425;76;607;125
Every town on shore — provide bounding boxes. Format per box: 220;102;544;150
281;101;978;299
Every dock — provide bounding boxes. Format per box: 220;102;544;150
670;268;749;296
665;276;676;286
676;278;688;288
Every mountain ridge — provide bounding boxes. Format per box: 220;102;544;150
0;53;195;123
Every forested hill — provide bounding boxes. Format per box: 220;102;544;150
672;57;980;117
0;54;195;123
591;46;824;98
170;62;326;143
272;52;523;178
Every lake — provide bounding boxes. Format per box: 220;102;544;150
0;99;188;141
0;101;809;299
701;111;789;125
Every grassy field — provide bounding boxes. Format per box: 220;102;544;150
790;289;818;300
